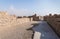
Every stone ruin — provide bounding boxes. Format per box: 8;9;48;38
0;11;17;26
0;12;43;27
0;11;30;27
44;14;60;37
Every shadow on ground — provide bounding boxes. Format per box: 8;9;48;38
26;22;40;39
32;21;60;39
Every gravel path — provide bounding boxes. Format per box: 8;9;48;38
33;21;60;39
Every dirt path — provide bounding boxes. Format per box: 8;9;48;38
0;22;35;39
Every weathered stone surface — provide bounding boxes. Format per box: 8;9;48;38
0;11;34;39
44;14;60;37
0;11;30;27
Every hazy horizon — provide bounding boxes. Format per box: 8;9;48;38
0;0;60;16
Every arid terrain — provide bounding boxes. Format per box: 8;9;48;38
0;12;60;39
0;21;37;39
0;12;40;39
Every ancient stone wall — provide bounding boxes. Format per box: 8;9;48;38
16;18;30;24
0;12;30;27
44;14;60;37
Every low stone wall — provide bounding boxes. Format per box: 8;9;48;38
44;15;60;37
17;18;30;24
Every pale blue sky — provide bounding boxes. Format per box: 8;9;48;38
0;0;60;16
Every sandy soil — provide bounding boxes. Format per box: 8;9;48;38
0;21;38;39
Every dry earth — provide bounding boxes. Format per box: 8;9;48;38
0;12;39;39
0;21;39;39
0;22;31;39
